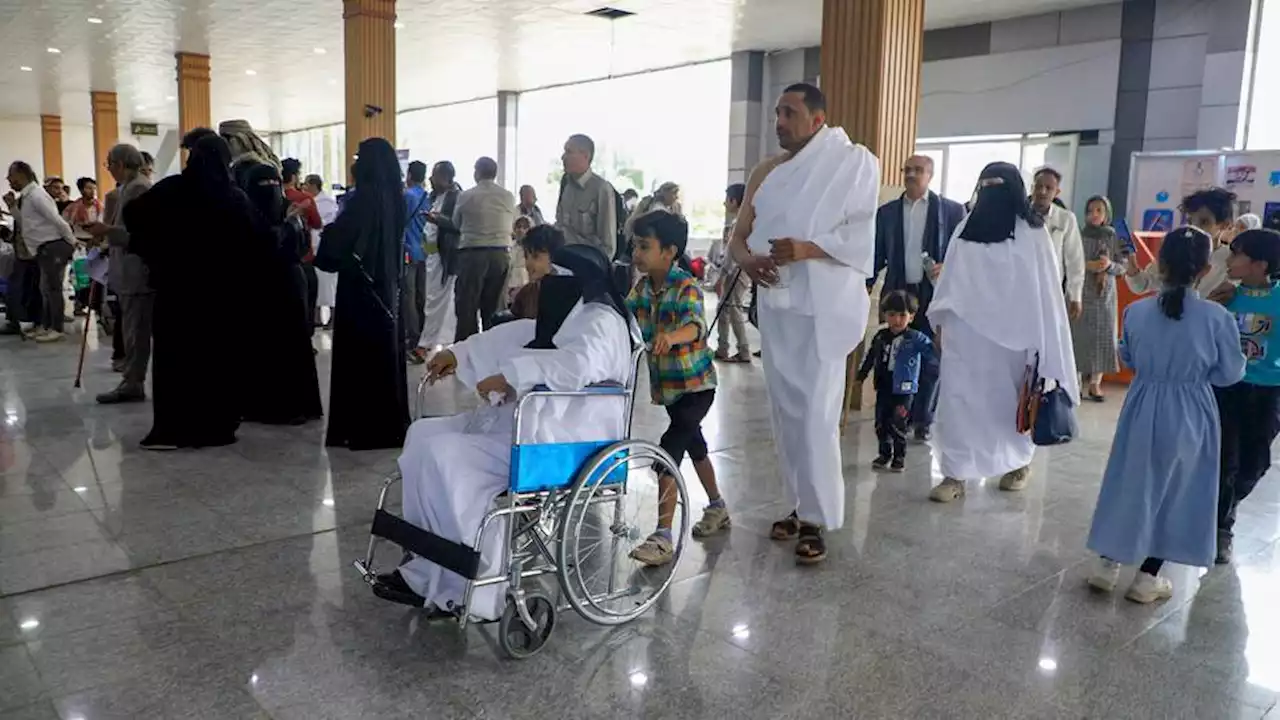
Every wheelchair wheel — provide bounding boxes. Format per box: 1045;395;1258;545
556;439;689;626
498;593;556;659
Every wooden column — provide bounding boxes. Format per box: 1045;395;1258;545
39;115;63;179
820;0;924;169
343;0;396;183
90;92;119;193
821;0;924;419
176;53;212;138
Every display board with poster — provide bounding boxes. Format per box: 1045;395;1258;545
1223;151;1280;226
1128;150;1280;232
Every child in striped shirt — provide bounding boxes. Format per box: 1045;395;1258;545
625;210;729;566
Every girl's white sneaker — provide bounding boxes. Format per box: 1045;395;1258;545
1087;557;1121;593
1125;572;1173;604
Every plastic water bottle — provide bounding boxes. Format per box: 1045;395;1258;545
921;253;937;281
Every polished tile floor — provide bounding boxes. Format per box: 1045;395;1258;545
2;321;1279;720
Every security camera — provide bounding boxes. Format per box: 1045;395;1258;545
363;104;383;118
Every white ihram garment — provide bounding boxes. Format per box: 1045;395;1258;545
417;253;457;351
312;192;339;307
397;301;632;620
747;126;880;530
927;218;1079;480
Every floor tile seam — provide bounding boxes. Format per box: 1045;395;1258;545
0;522;362;601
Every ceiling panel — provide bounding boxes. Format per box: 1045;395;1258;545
0;0;1113;132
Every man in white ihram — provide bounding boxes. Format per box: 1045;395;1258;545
729;83;880;565
372;244;636;619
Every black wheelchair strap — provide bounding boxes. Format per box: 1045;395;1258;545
370;509;482;580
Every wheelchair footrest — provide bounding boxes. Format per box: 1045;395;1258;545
370;509;482;580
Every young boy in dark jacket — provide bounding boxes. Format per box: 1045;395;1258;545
857;291;934;472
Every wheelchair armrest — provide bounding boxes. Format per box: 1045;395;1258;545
529;381;627;396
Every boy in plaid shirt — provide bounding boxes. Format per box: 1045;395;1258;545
625;210;729;566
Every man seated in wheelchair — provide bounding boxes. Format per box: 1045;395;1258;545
373;243;639;618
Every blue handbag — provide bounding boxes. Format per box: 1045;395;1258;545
1025;351;1077;446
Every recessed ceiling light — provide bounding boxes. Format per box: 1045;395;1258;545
393;22;404;29
313;47;326;55
165;95;175;101
135;105;145;110
245;69;257;76
19;618;40;631
47;47;61;54
87;17;103;24
19;65;32;72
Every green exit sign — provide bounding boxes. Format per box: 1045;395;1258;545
130;122;159;136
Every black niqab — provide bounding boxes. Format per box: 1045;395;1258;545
242;163;286;225
959;162;1043;244
526;244;630;350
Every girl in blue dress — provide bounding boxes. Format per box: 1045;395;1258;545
1086;226;1246;604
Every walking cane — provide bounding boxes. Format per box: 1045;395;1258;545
706;267;744;336
73;282;95;389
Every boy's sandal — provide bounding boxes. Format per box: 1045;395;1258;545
770;511;801;541
795;525;826;565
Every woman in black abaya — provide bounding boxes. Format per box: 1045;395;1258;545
240;163;324;425
315;138;409;450
124;132;255;449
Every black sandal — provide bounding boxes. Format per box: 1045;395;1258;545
771;511;801;541
795;524;826;565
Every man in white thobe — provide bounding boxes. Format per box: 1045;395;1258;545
729;83;879;564
1031;167;1085;320
373;245;635;619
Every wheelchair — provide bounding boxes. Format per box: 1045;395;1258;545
353;346;691;659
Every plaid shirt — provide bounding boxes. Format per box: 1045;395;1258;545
626;266;717;406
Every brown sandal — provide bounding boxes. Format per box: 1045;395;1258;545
795;525;826;565
770;511;801;541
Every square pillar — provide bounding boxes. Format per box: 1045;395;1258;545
40;114;63;180
497;91;518;188
820;0;924;173
728;51;764;184
344;0;396;182
90;92;119;193
176;53;212;138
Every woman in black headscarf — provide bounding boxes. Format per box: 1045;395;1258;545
923;161;1079;502
240;163;324;425
315;138;409;450
125;131;257;449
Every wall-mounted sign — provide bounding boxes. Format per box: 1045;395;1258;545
130;122;159;136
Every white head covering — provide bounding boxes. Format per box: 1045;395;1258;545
1237;213;1263;231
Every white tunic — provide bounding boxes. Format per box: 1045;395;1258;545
928;218;1079;480
397;301;633;620
312;192;339;307
747;127;880;530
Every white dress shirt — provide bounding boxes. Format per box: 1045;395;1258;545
15;182;75;256
1042;203;1086;303
902;194;929;284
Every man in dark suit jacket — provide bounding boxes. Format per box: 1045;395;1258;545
869;154;965;441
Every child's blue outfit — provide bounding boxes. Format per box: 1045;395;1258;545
856;327;933;462
1086;294;1245;567
1216;282;1280;542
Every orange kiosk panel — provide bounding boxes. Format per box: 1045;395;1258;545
1107;231;1166;385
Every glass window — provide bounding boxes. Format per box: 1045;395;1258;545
515;61;731;253
272;124;346;192
940;140;1022;202
1246;0;1279;149
397;99;499;184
